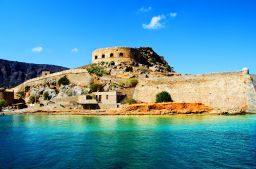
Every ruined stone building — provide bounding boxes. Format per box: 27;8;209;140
78;91;124;109
0;88;14;106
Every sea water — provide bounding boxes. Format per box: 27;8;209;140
0;115;256;169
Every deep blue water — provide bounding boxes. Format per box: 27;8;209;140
0;115;256;169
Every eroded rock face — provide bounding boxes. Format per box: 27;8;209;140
0;59;68;88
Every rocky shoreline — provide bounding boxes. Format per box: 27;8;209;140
0;102;249;116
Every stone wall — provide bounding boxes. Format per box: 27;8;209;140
251;75;256;90
133;72;256;113
13;69;92;93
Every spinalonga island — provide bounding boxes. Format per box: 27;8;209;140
1;46;256;115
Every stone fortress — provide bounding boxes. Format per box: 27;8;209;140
92;47;134;64
92;47;172;70
8;46;256;114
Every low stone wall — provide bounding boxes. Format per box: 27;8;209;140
13;69;92;92
133;72;256;113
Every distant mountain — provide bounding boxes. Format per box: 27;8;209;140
0;59;68;88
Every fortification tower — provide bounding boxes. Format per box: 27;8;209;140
91;46;174;72
92;47;135;64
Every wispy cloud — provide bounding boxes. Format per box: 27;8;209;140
142;12;177;30
32;46;43;53
139;6;152;12
71;48;79;53
142;15;166;30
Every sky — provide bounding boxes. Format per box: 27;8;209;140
0;0;255;74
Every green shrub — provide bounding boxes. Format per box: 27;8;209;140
29;95;36;104
156;91;173;103
0;99;7;110
89;83;103;92
120;78;138;88
81;89;89;95
127;78;138;87
16;91;25;99
87;65;107;77
122;98;137;105
58;76;70;86
43;92;51;100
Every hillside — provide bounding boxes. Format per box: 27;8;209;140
0;59;68;88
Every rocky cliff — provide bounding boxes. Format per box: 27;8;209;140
0;59;68;88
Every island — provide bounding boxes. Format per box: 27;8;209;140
1;47;256;115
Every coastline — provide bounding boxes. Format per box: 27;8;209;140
1;102;250;116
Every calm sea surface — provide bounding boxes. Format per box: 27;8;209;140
0;115;256;169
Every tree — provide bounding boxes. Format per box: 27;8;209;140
43;91;51;100
87;65;107;77
16;91;25;99
156;91;173;103
58;76;70;86
89;83;103;92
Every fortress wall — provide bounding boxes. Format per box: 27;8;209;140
251;75;256;90
133;72;256;113
92;47;134;64
13;69;92;92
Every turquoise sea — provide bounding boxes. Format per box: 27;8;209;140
0;115;256;169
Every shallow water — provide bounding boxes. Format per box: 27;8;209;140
0;115;256;169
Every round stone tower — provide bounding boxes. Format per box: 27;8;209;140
92;47;135;64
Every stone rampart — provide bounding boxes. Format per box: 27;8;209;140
13;69;92;92
133;72;256;113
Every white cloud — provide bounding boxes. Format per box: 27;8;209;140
170;12;177;18
32;46;43;53
142;15;165;30
71;48;79;53
139;6;152;12
142;12;178;30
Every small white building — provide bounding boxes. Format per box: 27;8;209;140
78;91;124;109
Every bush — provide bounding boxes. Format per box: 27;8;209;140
58;76;70;86
122;98;137;105
89;83;103;92
29;95;36;104
119;78;138;88
0;99;7;110
127;78;138;87
43;92;51;100
156;91;173;103
16;91;25;99
81;89;89;95
87;65;107;77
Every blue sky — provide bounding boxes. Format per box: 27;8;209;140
0;0;255;74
